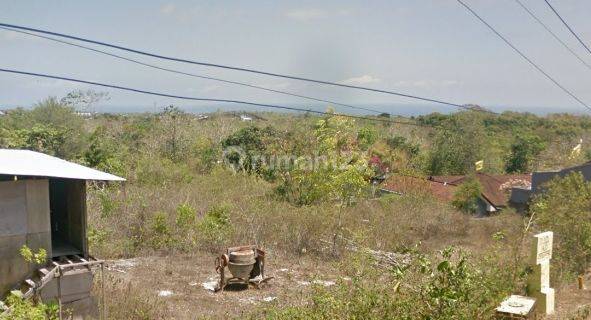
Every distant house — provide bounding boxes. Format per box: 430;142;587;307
240;114;253;121
75;111;94;118
0;149;124;308
510;161;591;207
381;173;531;215
380;175;456;200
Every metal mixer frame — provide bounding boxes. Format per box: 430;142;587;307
214;245;273;292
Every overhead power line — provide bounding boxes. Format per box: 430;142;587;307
456;0;591;112
0;27;383;115
543;0;591;56
0;22;490;114
513;0;591;71
0;68;428;126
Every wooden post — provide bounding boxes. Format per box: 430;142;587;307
578;275;585;290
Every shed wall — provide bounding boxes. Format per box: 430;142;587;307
0;179;50;295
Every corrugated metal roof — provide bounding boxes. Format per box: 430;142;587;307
0;149;125;181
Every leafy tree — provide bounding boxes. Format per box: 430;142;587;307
427;113;486;175
221;125;279;178
278;115;371;206
505;134;545;173
83;126;125;176
60;89;109;112
0;97;86;159
531;172;591;279
160;105;186;161
452;177;483;214
0;124;70;157
357;126;377;150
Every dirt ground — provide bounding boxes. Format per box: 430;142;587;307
99;253;591;319
102;252;340;319
549;272;591;319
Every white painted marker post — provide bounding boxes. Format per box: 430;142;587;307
527;231;554;315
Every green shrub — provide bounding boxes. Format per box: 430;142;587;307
19;245;46;264
452;178;483;214
175;203;196;228
83;126;125;176
357;126;377;150
197;204;232;251
88;227;109;251
259;248;513;319
150;212;171;249
505;134;545;173
135;157;193;186
192;136;219;173
1;291;58;320
531;172;591;281
97;189;119;218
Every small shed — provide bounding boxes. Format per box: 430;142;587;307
0;149;124;295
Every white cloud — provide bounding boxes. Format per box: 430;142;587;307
286;9;326;21
340;75;381;85
160;3;176;15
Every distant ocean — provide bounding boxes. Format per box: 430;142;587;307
89;103;586;116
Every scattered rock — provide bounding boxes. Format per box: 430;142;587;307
312;280;335;287
263;296;277;302
202;279;218;292
158;290;173;297
239;297;257;304
107;258;137;273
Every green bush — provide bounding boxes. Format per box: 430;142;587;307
19;245;47;265
357;126;377;150
531;172;591;280
150;212;171;249
197;204;232;251
83;126;125;176
175;203;196;228
97;188;120;218
505;134;545;173
452;178;483;214
260;248;513;319
1;291;58;320
135;157;193;186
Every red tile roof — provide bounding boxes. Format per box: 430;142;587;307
382;173;532;208
381;175;456;202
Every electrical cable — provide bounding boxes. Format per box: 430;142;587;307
0;26;385;115
0;22;490;114
513;0;591;72
0;67;429;127
543;0;591;56
456;0;591;112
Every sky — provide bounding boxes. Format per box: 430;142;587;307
1;0;591;115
